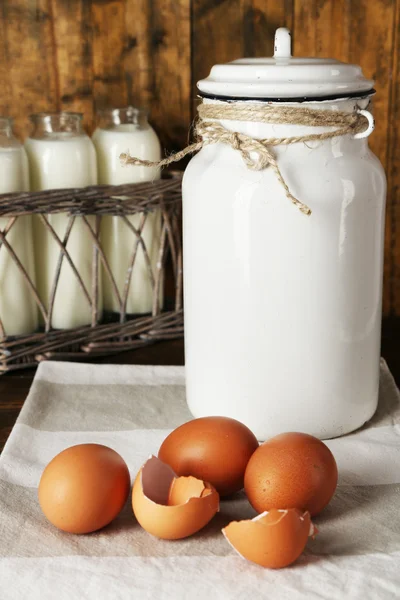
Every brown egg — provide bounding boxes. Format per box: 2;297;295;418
223;508;317;568
38;444;131;534
244;432;338;516
158;416;259;496
132;456;219;539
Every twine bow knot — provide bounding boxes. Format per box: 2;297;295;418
198;122;275;170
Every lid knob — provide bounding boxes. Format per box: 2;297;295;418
273;27;292;59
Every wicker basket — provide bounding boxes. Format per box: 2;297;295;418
0;171;183;373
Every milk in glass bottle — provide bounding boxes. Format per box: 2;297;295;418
92;107;162;315
25;112;99;329
0;117;38;336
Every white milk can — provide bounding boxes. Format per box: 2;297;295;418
182;28;386;440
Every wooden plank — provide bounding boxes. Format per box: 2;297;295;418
294;0;397;316
346;1;395;171
0;0;58;139
123;0;153;113
245;0;294;57
91;0;128;115
125;0;191;151
0;4;11;121
192;0;294;121
387;0;400;314
192;0;247;121
192;0;246;74
294;0;395;165
339;0;396;317
293;0;351;59
293;0;395;166
50;0;94;133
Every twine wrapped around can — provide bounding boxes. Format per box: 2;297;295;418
120;103;370;216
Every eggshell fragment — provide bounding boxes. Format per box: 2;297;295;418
222;508;316;569
132;456;219;540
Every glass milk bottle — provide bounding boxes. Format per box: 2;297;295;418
0;117;38;336
25;112;100;329
92;107;162;315
183;28;386;440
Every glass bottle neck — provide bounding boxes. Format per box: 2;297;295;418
0;116;22;149
96;106;149;131
0;117;13;138
29;112;85;139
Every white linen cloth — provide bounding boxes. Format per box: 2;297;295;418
1;359;400;600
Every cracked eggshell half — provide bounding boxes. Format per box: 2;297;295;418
132;455;220;540
222;508;317;569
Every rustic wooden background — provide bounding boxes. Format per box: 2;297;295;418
0;0;399;314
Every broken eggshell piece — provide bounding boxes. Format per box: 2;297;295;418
222;508;317;569
132;455;220;539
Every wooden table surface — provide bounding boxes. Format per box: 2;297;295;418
1;320;399;452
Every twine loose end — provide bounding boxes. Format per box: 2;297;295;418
300;205;312;216
119;152;130;167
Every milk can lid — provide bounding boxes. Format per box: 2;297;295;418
197;28;374;102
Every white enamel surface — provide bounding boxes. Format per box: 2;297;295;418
353;109;375;139
182;98;386;441
25;134;99;329
198;28;373;99
92;123;162;314
0;145;38;336
273;27;292;58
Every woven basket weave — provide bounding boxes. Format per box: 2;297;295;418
0;171;183;373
